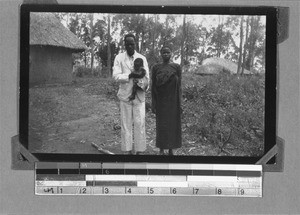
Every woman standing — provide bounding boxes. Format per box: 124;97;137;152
151;46;182;155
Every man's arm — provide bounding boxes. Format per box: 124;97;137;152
112;54;130;83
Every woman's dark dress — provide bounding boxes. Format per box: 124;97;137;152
151;62;182;149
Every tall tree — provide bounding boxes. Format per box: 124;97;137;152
80;14;90;67
241;16;250;74
107;14;112;76
113;14;146;52
139;14;146;54
159;15;176;47
68;14;81;37
89;13;95;69
216;15;224;57
247;16;265;72
208;24;231;58
180;14;186;69
96;43;119;67
145;14;159;69
237;16;244;74
185;21;203;65
93;18;106;65
55;13;266;74
151;14;158;52
248;16;257;70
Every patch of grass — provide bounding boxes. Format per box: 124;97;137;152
73;65;109;78
181;72;265;156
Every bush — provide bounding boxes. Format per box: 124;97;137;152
181;72;265;156
100;67;111;78
73;66;103;77
104;78;119;100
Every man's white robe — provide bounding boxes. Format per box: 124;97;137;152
112;51;149;152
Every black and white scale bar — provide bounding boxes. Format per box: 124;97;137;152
35;162;80;174
35;162;262;176
35;186;262;196
35;169;261;177
35;163;262;197
36;174;85;181
124;169;148;175
79;169;103;175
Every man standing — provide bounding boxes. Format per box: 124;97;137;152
113;34;149;155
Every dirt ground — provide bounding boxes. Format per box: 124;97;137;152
28;76;255;156
29;77;163;155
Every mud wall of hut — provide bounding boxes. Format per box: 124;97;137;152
30;45;73;85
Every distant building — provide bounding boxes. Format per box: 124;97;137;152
29;13;86;84
201;57;251;75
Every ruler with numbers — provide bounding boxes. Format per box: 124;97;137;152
35;162;262;197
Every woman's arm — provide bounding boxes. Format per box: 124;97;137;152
177;64;183;114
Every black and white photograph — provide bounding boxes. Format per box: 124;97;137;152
27;9;268;158
1;0;300;214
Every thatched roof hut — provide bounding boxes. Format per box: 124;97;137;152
30;12;86;52
29;13;87;85
201;57;251;75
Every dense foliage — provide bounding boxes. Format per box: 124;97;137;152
181;72;264;156
55;13;266;74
